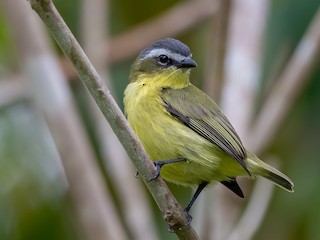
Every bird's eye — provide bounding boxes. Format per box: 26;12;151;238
158;55;170;66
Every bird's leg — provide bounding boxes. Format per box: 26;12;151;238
184;181;208;223
147;158;186;182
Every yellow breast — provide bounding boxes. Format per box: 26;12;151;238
124;79;172;157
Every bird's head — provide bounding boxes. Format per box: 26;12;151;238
129;38;197;88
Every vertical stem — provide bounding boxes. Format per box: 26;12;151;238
203;0;232;102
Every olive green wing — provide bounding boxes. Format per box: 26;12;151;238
162;84;249;174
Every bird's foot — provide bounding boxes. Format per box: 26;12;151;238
184;210;193;225
147;158;186;182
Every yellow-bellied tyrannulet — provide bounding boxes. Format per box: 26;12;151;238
124;38;293;216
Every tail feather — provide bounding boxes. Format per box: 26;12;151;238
221;178;244;198
262;167;294;192
246;153;294;192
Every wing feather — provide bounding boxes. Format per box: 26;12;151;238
162;85;249;174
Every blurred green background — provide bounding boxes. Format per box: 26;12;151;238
0;0;320;239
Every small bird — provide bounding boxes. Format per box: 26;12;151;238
124;38;294;218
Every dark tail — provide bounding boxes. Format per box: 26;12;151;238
246;153;294;192
262;168;294;192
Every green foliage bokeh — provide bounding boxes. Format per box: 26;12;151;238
0;0;319;239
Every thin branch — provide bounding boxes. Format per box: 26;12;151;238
203;0;232;102
220;0;269;139
29;0;199;239
247;6;320;154
60;0;219;79
2;0;128;239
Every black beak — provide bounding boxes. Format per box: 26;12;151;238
176;57;197;69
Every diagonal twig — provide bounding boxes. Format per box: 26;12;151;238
28;0;199;239
1;0;128;239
